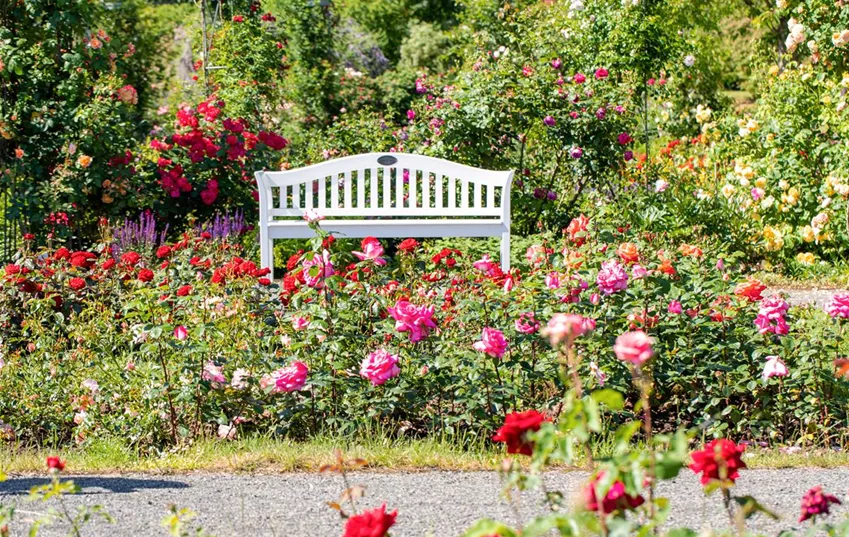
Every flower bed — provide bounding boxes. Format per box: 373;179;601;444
0;215;847;449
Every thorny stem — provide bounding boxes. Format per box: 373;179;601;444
637;366;656;522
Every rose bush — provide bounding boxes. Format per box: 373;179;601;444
0;213;847;449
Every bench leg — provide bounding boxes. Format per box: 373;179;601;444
500;231;510;273
260;229;273;280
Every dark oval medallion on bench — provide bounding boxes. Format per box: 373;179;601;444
377;155;398;166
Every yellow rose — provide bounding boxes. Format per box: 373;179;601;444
796;252;816;265
769;65;780;76
755;177;767;189
763;225;784;251
800;225;815;242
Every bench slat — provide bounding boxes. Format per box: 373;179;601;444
318;176;326;210
370;167;378;208
382;167;391;209
343;171;352;208
331;173;339;210
434;172;442;209
357;169;365;209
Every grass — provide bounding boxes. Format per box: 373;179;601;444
756;270;849;290
3;436;849;475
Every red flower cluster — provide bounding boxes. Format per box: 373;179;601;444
688;439;747;486
211;257;271;285
431;248;461;267
342;504;397;537
492;410;548;456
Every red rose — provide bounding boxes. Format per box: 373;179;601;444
258;277;271;286
583;472;645;514
176;285;192;297
397;238;418;254
54;247;71;261
492;410;548;456
46;456;65;472
121;251;141;266
800;486;841;522
342;504;397;537
102;258;116;270
138;269;154;282
689;439;746;486
286;251;304;272
69;251;97;269
156;245;172;259
68;278;86;291
4;264;21;275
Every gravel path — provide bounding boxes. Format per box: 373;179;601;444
2;469;848;536
770;288;846;308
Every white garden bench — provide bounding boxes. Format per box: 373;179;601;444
256;152;513;279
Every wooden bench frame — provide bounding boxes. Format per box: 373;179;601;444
256;152;513;279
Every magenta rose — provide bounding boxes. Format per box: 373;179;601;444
273;361;308;392
388;300;437;342
473;327;508;358
360;349;401;386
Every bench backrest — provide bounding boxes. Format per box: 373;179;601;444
256;153;513;220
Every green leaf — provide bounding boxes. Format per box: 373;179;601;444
591;388;625;410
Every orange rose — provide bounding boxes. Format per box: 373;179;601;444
617;242;639;264
679;243;703;257
658;257;676;275
14;148;23;159
76;155;92;168
734;277;766;302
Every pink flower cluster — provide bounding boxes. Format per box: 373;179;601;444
515;312;540;334
473;327;508;358
596;259;629;295
754;297;789;335
388;300;437;342
360;349;401;386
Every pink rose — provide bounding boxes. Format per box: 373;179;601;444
826;293;849;318
269;361;308;393
763;355;788;380
594;68;609;80
631;264;647;279
360;349;401;386
473;254;499;276
515;312;540;334
542;313;591;346
292;316;311;331
202;361;227;385
545;272;561;289
473;327;508;359
174;325;188;341
590;293;601;305
668;300;683;314
353;237;387;266
302;249;334;287
597;259;629;295
388;300;437;342
573;72;586;84
613;330;654;366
